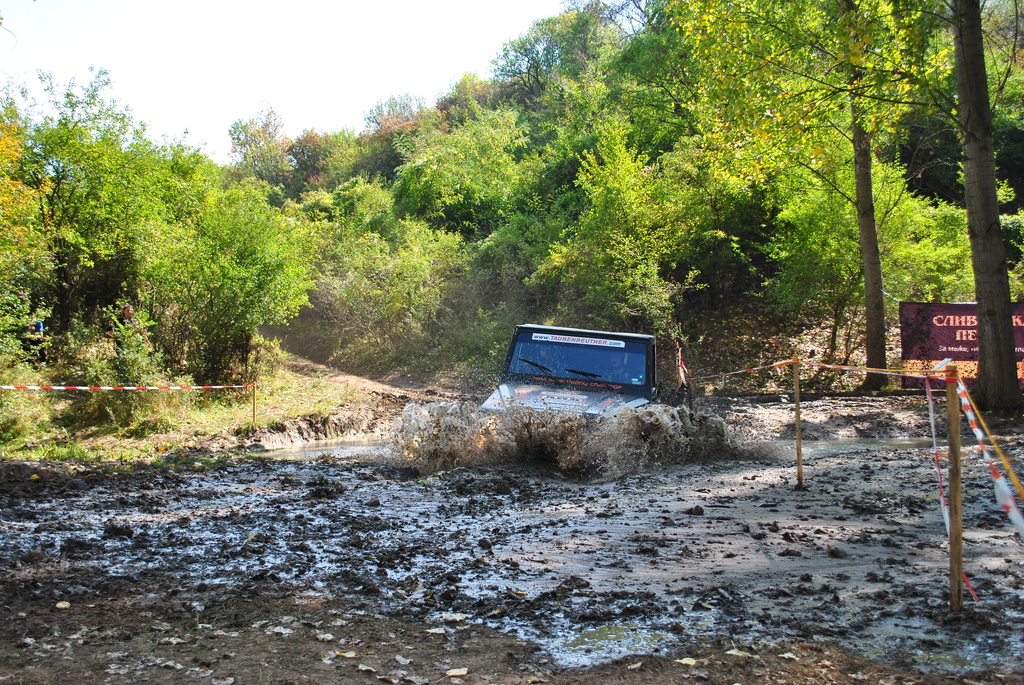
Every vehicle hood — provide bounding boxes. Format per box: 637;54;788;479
481;382;649;418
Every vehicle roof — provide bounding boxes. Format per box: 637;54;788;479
513;324;656;344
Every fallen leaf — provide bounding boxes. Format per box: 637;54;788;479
403;676;430;685
627;661;643;670
441;613;468;622
316;632;335;642
359;663;377;672
725;649;752;657
675;658;697;666
378;677;398;683
425;627;446;634
266;626;294;635
338;651;358;658
211;679;235;685
446;668;469;677
779;652;799;661
151;622;173;632
158;636;186;645
395;655;412;665
55;601;70;610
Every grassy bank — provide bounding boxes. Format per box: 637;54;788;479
0;357;366;468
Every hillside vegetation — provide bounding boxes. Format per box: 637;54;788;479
3;0;1024;445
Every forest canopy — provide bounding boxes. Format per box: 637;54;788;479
3;0;1024;438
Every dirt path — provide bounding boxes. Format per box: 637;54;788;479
2;387;1024;684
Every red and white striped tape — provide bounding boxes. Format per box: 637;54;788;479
953;379;1024;538
924;382;952;536
923;380;981;602
1;385;252;391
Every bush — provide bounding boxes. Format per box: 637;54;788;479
143;181;313;383
313;219;464;367
78;306;193;429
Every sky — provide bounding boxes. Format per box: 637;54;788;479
0;0;566;162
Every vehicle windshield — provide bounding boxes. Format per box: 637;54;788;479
505;332;650;388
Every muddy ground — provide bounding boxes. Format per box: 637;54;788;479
2;390;1024;685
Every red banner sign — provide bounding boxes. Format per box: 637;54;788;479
899;302;1024;388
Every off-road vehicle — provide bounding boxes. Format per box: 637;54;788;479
481;324;656;418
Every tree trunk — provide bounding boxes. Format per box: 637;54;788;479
954;0;1023;411
851;111;887;390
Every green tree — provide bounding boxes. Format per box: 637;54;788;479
952;0;1022;409
436;74;499;127
286;128;358;195
392;108;535;236
493;2;618;111
15;70;166;338
142;181;312;382
353;95;431;182
0;118;45;367
768;159;973;362
668;0;950;388
533;118;679;333
228;107;292;199
312;219;463;364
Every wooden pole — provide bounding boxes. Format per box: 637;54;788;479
945;366;963;612
794;359;804;489
251;383;257;425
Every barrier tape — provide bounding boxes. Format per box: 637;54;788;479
923;379;980;603
802;361;929;379
690;360;940;384
924;382;952;536
956;385;1024;498
953;380;1024;539
676;341;689;386
1;385;252;391
688;360;795;382
689;358;1023;583
963;573;980;603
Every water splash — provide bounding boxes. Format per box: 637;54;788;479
388;401;737;479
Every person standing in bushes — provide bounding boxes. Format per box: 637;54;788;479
20;319;46;364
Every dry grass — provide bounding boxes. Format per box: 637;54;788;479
0;357;367;465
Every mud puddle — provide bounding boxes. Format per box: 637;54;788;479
793;437;937;459
3;439;1023;676
269;436;388;461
